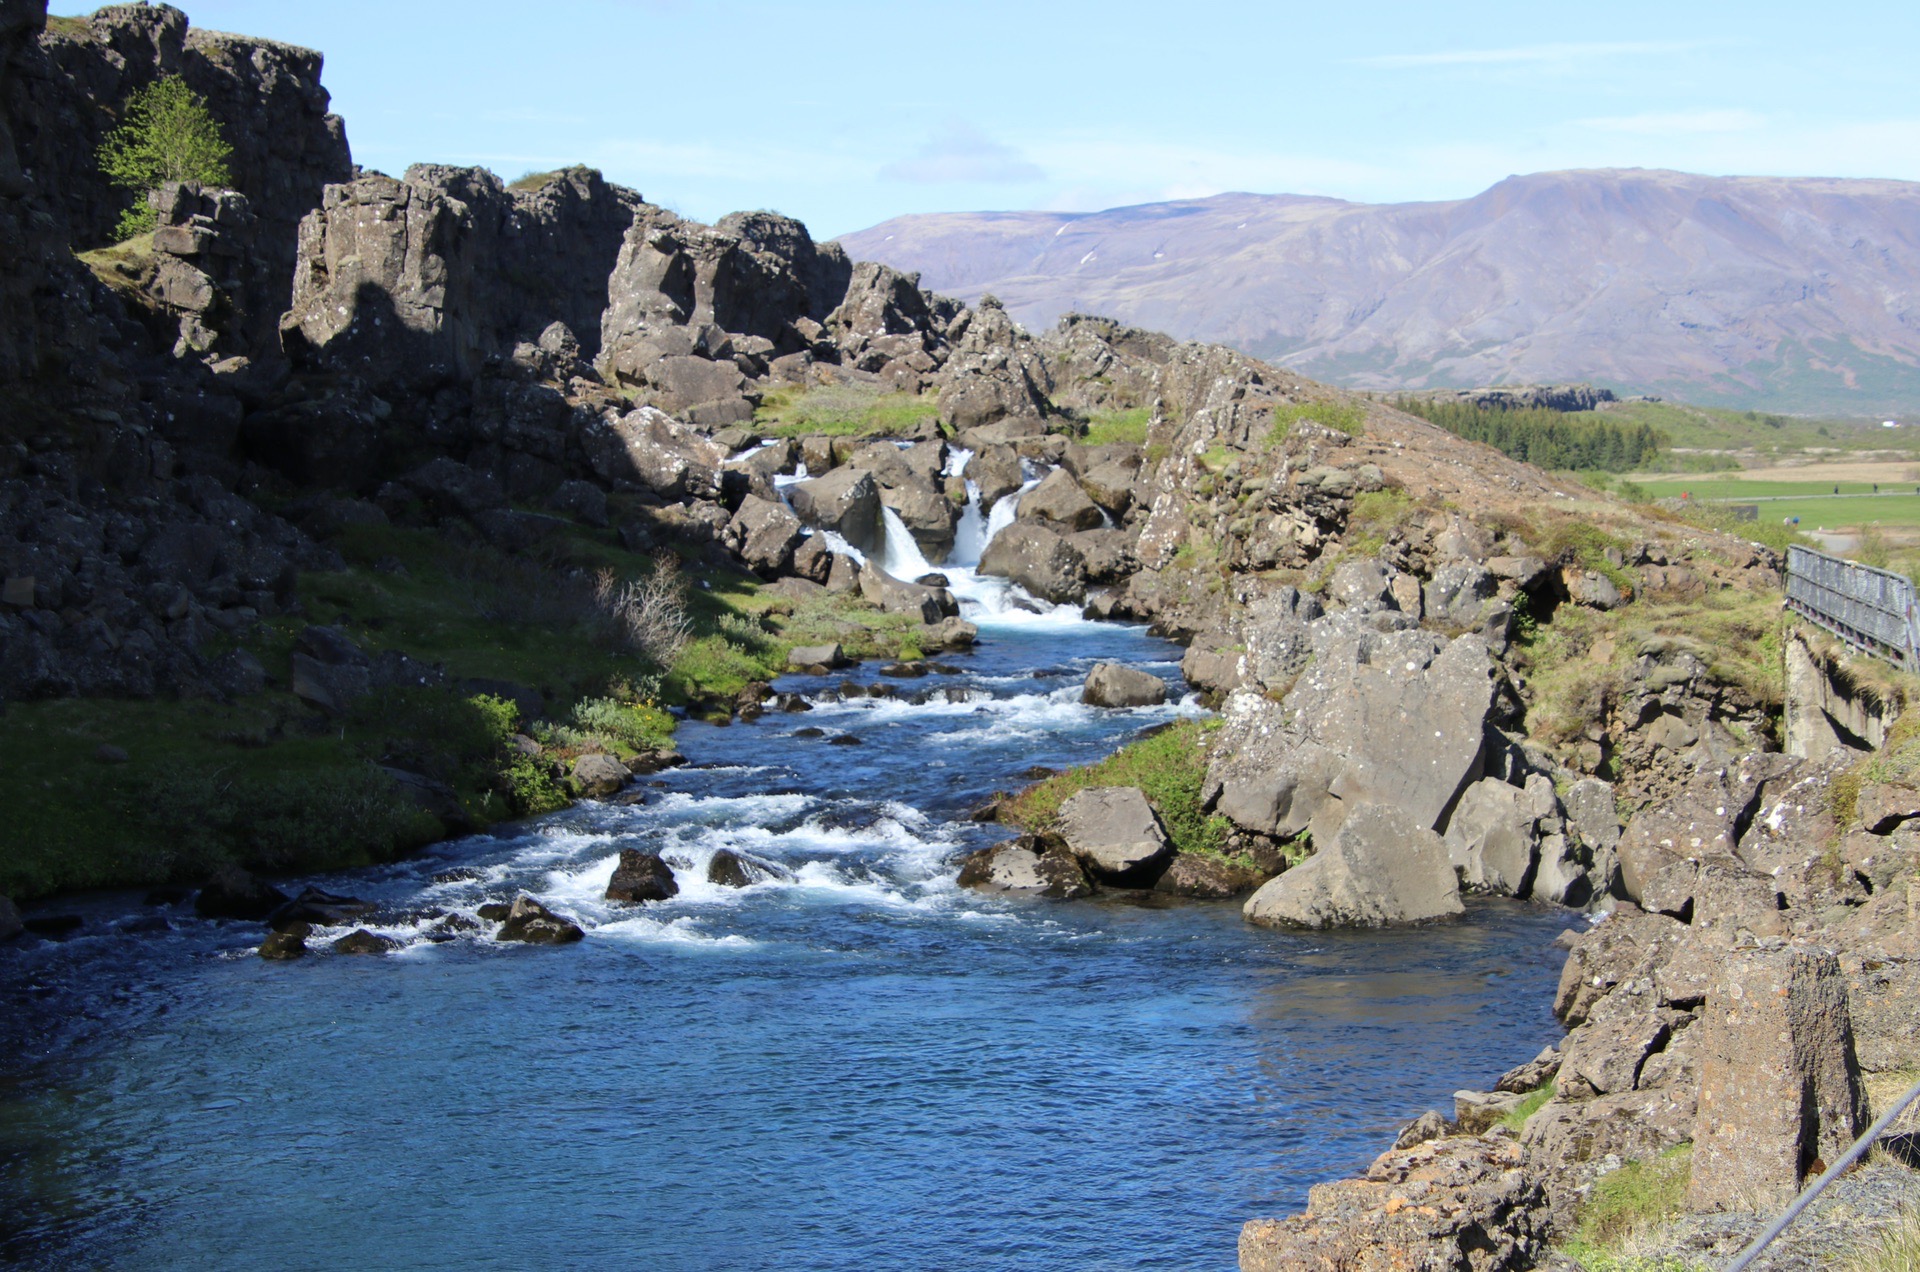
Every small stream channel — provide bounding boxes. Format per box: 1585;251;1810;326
0;467;1570;1270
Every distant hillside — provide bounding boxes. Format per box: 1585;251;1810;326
838;170;1920;415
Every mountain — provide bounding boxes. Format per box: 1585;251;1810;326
838;170;1920;414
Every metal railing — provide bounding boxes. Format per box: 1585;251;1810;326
1724;1075;1920;1270
1785;544;1920;668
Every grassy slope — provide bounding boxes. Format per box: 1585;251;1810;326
0;513;926;901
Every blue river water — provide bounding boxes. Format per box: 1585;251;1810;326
0;535;1572;1270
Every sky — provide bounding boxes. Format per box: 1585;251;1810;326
98;0;1920;239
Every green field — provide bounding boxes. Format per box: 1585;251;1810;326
1574;399;1919;462
1635;476;1920;528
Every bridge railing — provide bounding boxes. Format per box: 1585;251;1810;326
1785;544;1920;667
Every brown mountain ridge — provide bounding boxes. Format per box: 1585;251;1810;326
838;169;1920;415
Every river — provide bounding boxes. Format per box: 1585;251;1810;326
0;471;1569;1270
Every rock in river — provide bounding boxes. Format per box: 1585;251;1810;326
258;930;307;960
1056;786;1172;880
957;834;1095;900
1243;804;1462;929
332;929;400;955
495;896;586;944
606;849;679;903
1081;662;1167;708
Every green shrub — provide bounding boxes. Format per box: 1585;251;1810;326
1272;400;1366;442
98;76;233;239
1007;719;1231;857
570;696;674;753
134;761;439;875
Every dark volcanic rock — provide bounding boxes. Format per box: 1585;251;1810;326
605;849;678;903
495;896;586;944
331;928;399;955
258;929;307;960
194;864;290;921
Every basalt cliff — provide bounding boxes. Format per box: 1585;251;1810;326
0;5;1914;1268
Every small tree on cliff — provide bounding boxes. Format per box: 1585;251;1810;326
98;76;233;240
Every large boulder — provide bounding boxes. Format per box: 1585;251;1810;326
956;835;1094;900
1687;948;1869;1212
571;753;631;799
606;850;679;903
640;354;753;426
1081;662;1168;708
1055;787;1172;879
1243;804;1463;929
582;406;729;501
1017;468;1104;532
964;445;1025;509
1424;562;1499;628
977;522;1087;604
1207;628;1500;844
1152;854;1269;898
0;895;21;943
857;564;956;623
723;495;805;578
1443;777;1549;896
788;467;883;554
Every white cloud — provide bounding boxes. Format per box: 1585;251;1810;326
1578;109;1766;134
1355;40;1702;69
880;124;1046;184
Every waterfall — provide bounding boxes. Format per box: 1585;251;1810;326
878;508;935;579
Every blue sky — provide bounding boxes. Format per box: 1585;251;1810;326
101;0;1920;238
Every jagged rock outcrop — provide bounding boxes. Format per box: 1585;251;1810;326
282;164;641;390
19;3;349;320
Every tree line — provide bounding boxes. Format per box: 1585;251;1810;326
1392;398;1666;472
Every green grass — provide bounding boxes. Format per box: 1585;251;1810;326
1557;1144;1696;1270
1005;719;1234;859
0;693;443;900
1271;400;1365;441
1633;476;1920;530
0;511;930;899
1586;397;1918;457
1082;406;1152;447
1517;584;1788;753
755;383;941;439
1498;1084;1554;1131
